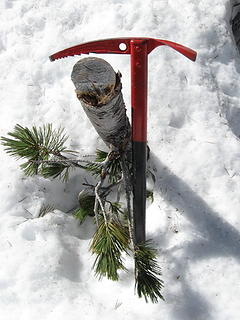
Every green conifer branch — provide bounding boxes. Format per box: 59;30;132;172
2;125;165;303
134;241;164;303
90;218;130;281
1;124;68;158
1;124;76;179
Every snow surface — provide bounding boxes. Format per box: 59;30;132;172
1;0;240;319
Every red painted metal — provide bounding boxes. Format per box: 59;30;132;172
49;37;197;62
130;39;148;142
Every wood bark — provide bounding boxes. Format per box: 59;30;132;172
71;57;131;153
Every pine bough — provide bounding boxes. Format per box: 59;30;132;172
1;57;164;303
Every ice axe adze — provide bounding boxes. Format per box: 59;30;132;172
49;37;197;245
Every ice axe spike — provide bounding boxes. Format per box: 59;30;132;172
49;37;197;245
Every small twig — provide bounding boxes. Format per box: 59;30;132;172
50;152;86;169
93;194;100;227
114;300;123;310
120;154;134;248
24;208;33;218
16;218;32;226
7;240;13;248
30;158;103;167
81;154;96;158
95;180;108;224
18;196;27;203
93;149;124;224
82;182;96;188
83;177;123;192
224;165;236;178
93;151;114;225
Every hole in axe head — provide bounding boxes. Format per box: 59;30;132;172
119;43;127;51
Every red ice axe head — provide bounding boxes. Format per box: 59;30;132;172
49;37;196;62
50;37;197;244
49;37;196;142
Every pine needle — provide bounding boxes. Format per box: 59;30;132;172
85;162;102;178
38;204;55;217
85;149;122;183
74;207;89;224
90;219;129;281
41;161;71;181
134;241;164;303
95;149;108;162
107;156;122;183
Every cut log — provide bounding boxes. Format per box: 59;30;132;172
71;57;131;153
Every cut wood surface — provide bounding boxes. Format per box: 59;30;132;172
71;57;131;152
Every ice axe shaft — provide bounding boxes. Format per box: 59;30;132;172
130;39;148;244
49;37;197;245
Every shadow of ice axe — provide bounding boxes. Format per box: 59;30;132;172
49;37;197;245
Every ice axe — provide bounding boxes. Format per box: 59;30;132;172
49;37;197;245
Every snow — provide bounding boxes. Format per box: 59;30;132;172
1;0;240;319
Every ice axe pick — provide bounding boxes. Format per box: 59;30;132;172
49;37;197;245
